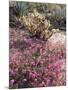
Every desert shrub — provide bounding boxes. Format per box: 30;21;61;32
19;9;59;40
9;2;66;17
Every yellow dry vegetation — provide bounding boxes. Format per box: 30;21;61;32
19;9;59;40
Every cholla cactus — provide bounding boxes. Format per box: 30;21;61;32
19;9;59;40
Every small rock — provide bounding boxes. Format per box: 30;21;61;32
47;32;66;49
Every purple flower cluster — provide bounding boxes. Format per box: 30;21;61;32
9;28;66;89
